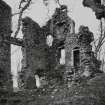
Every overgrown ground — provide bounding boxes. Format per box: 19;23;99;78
0;73;105;105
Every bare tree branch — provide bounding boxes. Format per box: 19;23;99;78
93;39;98;50
19;0;27;9
94;19;105;58
14;0;32;38
12;12;20;16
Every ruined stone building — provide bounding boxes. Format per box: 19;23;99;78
0;1;105;105
0;0;101;90
18;5;101;89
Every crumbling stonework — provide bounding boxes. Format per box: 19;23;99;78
0;0;12;90
65;25;101;83
43;5;73;69
0;1;105;105
20;5;73;89
19;5;101;89
20;17;49;89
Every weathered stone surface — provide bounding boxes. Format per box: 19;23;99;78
20;17;49;89
19;5;102;89
64;25;102;83
0;1;104;105
0;0;12;90
20;5;72;89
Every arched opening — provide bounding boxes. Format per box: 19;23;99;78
73;47;80;68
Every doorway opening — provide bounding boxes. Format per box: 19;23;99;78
73;47;80;68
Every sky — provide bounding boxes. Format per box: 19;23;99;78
4;0;100;87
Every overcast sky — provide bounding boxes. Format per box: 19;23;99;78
4;0;100;87
5;0;99;32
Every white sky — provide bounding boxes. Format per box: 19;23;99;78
4;0;100;87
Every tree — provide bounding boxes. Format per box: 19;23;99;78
93;19;105;58
83;0;105;19
93;19;105;71
83;0;105;60
13;0;32;38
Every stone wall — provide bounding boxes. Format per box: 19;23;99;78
64;25;101;82
0;0;12;90
20;17;49;89
20;5;75;89
20;6;101;89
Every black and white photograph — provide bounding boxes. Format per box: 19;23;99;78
0;0;105;104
